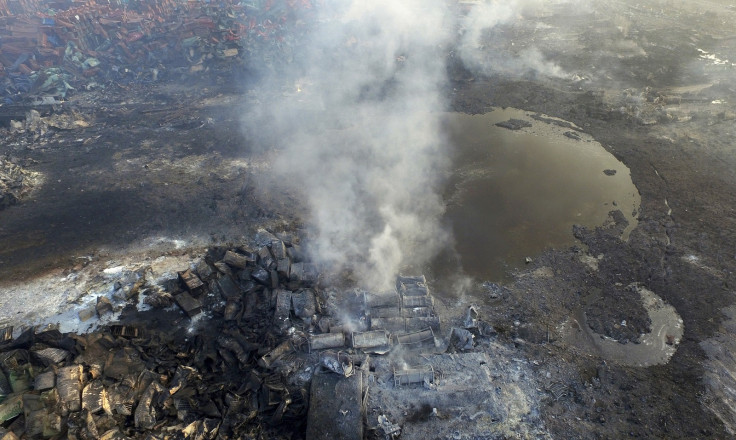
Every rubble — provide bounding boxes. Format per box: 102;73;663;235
0;394;22;423
81;380;107;414
0;155;41;210
56;365;83;412
32;347;69;365
0;0;317;104
448;327;475;351
0;328;11;343
319;351;353;377
377;414;401;439
0;0;731;438
32;371;54;391
308;333;345;352
393;365;435;387
95;296;113;317
173;291;202;317
178;269;204;294
546;382;568;401
0;232;521;439
352;330;390;351
109;325;138;339
495;118;532;130
394;328;436;350
221;250;250;270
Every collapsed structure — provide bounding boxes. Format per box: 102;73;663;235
0;230;541;439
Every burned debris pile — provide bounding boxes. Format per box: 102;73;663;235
0;154;41;210
0;227;503;439
0;0;315;103
0;232;320;439
0;223;543;439
494;118;532;131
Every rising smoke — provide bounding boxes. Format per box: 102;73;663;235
244;0;574;291
456;0;568;79
246;0;454;291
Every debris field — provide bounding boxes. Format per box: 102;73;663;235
0;231;544;440
1;0;736;439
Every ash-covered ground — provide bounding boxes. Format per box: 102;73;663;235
2;0;736;439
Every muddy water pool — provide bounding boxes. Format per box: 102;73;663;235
436;108;640;282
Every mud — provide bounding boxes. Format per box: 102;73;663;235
2;0;736;438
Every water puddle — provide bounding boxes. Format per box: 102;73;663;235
436;108;640;282
561;284;684;367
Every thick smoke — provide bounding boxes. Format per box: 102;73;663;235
244;0;587;290
247;0;454;291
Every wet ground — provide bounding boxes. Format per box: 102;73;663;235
2;0;736;438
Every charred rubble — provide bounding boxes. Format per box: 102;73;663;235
0;154;40;210
0;0;316;105
0;230;511;439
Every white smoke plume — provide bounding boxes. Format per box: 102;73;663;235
457;0;568;79
243;0;588;291
246;0;454;291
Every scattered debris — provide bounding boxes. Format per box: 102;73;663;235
0;394;23;424
221;250;251;269
173;291;202;317
0;0;317;104
309;333;346;352
0;232;509;439
481;282;508;299
0;327;12;342
109;325;138;338
0;155;42;210
178;269;204;293
352;330;391;351
463;305;480;328
95;296;113;317
377;414;402;438
495;118;532;130
394;328;436;350
393;365;435;387
449;327;475;351
320;351;354;377
547;382;569;401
